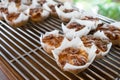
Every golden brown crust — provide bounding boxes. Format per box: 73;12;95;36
30;8;43;22
63;9;74;13
10;20;28;27
42;34;64;48
42;45;55;54
81;35;93;47
60;17;70;23
0;8;8;14
6;13;28;27
59;47;88;67
81;35;110;54
67;22;85;31
9;0;21;3
81;16;99;21
7;13;20;21
8;0;21;7
60;8;77;22
96;24;120;45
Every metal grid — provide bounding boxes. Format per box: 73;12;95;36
0;17;120;80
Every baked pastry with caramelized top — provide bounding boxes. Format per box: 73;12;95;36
55;2;81;22
2;2;29;27
62;18;94;40
80;11;103;30
59;47;88;67
28;6;49;22
43;0;61;18
81;31;112;58
3;12;29;27
96;22;120;46
40;30;64;54
52;37;96;74
67;22;85;31
42;34;64;48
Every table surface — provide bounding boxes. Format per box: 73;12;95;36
0;56;23;80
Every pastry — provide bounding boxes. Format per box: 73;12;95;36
81;31;112;58
43;0;60;17
96;22;120;46
40;30;64;54
3;12;29;27
55;2;81;22
62;18;94;40
52;37;96;74
80;11;103;30
2;2;29;27
58;47;88;68
29;7;50;22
